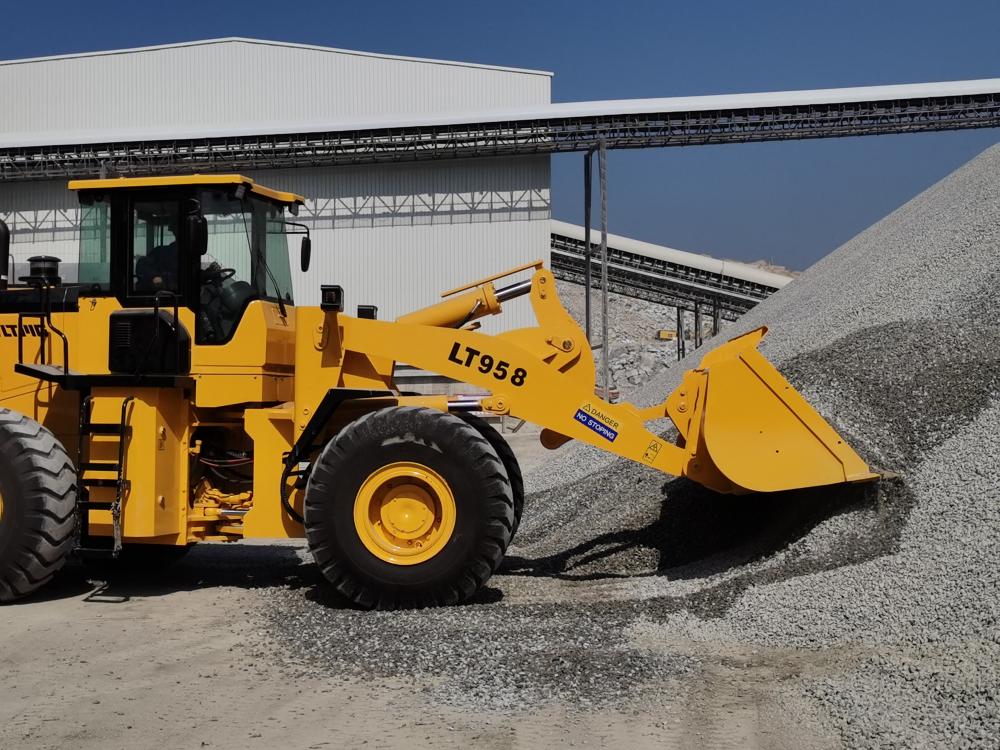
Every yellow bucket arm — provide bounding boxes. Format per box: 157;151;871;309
333;265;878;494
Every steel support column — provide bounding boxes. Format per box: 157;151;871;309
599;140;609;400
583;149;593;343
675;307;684;361
694;302;702;348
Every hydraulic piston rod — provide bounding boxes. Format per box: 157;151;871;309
396;274;533;329
495;279;532;303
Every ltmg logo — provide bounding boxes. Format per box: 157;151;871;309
0;324;44;337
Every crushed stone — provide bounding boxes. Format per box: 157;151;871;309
255;143;1000;745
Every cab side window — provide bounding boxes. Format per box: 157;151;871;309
78;196;112;292
130;201;181;295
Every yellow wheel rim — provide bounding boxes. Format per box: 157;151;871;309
353;461;456;566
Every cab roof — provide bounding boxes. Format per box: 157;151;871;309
67;174;305;205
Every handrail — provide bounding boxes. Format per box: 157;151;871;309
17;281;70;375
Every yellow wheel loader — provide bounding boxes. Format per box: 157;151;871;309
0;175;878;608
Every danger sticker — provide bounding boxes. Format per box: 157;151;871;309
574;408;619;442
642;440;661;464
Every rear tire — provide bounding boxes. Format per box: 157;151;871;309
305;406;514;609
0;410;77;602
457;413;524;539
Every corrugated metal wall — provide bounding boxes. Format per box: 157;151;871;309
250;157;550;329
0;156;551;331
0;39;550;140
0;40;552;333
0;179;78;273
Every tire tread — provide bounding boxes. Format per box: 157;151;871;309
0;408;77;602
305;406;514;610
457;413;524;538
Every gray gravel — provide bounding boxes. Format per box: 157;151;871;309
256;576;695;710
556;282;687;392
255;143;1000;744
520;141;1000;744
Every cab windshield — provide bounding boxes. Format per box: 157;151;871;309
197;189;294;343
75;186;296;344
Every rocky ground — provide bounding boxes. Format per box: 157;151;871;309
554;262;780;396
556;282;679;390
555;282;734;395
255;143;1000;747
3;144;998;749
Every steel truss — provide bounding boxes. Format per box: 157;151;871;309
550;231;776;318
2;92;999;181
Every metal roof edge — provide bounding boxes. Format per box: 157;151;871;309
0;36;554;77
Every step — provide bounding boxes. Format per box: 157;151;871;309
14;363;80;381
80;478;120;488
78;500;114;511
75;546;119;559
80;461;120;472
82;423;130;436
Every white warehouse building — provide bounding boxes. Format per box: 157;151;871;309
0;38;552;328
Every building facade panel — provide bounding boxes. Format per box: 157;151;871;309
291;220;549;332
0;40;552;335
250;157;550;331
0;39;551;142
0;156;551;331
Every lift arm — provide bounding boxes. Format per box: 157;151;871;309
321;266;878;494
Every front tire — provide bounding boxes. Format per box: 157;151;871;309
304;406;514;609
457;413;524;539
0;410;77;602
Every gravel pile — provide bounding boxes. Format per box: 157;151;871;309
517;141;1000;744
256;143;1000;744
555;282;744;395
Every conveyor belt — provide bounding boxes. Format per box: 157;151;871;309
2;79;999;180
550;223;790;318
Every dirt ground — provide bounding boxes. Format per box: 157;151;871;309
0;430;840;750
0;544;840;750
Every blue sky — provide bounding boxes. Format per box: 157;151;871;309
4;0;999;268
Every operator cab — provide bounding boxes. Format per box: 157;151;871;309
69;174;305;346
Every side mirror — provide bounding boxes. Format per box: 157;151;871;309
186;212;208;256
300;236;312;273
0;219;9;291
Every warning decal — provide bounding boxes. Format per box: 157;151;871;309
574;403;619;443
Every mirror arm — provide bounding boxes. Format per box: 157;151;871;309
283;220;313;274
282;220;311;238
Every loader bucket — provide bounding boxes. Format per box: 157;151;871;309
670;327;878;494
